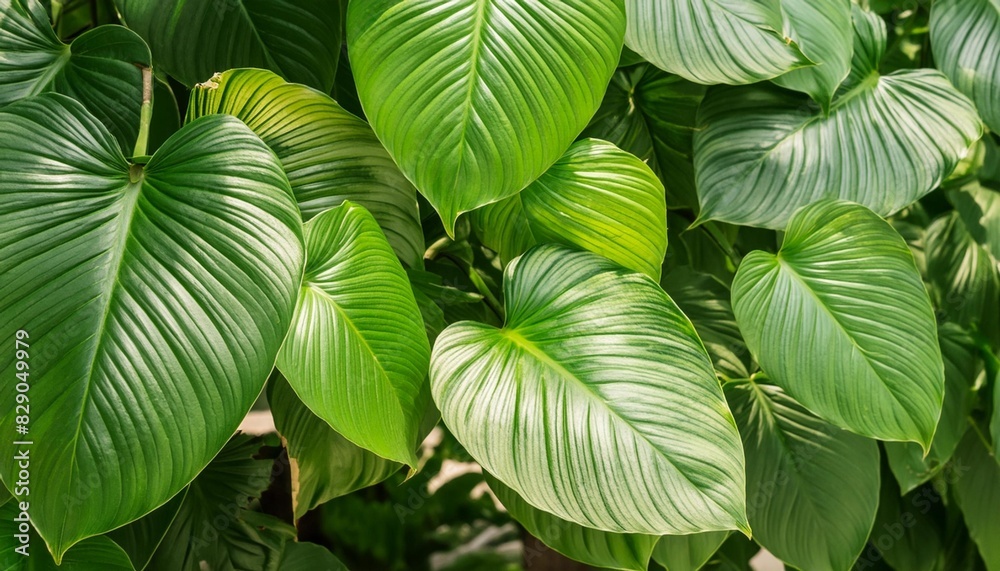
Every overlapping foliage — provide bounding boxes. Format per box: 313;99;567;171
0;0;998;570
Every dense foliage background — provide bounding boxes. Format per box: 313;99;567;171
0;0;999;570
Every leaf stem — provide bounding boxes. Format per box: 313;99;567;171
132;65;153;159
440;253;505;322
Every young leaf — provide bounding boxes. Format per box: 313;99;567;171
187;68;424;267
694;8;982;229
652;532;729;571
731;200;945;447
276;202;431;467
581;64;706;209
0;0;151;150
486;473;658;571
772;0;854;111
884;323;978;494
430;245;748;535
931;0;1000;132
624;0;810;85
114;0;342;91
952;431;1000;570
473;138;667;279
725;379;879;571
346;0;624;234
0;94;303;560
268;373;410;520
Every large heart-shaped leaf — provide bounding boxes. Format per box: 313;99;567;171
580;63;706;209
430;244;748;535
276;202;430;467
771;0;853;110
472;138;667;279
623;0;809;85
187;68;424;267
725;379;879;571
0;93;303;559
114;0;341;91
731;200;944;446
694;9;982;229
486;473;657;571
884;323;978;494
346;0;625;233
932;0;1000;132
0;0;150;150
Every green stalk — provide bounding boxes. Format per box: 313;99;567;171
132;66;153;159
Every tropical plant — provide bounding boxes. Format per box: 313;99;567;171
0;0;998;570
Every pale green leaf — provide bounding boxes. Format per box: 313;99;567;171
581;64;706;209
884;323;978;494
187;68;424;267
114;0;341;91
931;0;1000;132
0;0;150;150
473;138;667;279
695;9;982;229
346;0;625;233
276;202;430;467
725;379;879;571
731;200;944;446
652;532;729;571
431;244;748;535
772;0;853;110
952;431;1000;570
952;184;1000;267
0;94;303;559
486;473;657;571
624;0;810;85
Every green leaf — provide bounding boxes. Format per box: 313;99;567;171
725;379;879;571
731;200;944;447
106;491;186;570
187;68;424;268
772;0;853;110
147;435;288;571
652;532;729;571
430;244;748;535
581;64;706;209
0;501;135;571
346;0;625;233
695;9;982;229
276;202;431;467
486;473;657;571
0;94;303;559
925;211;1000;348
661;267;751;380
952;431;1000;570
623;0;810;85
868;474;944;571
114;0;342;91
279;542;348;571
952;184;1000;270
884;323;978;494
0;0;150;150
268;373;401;520
931;0;1000;132
473;138;667;279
